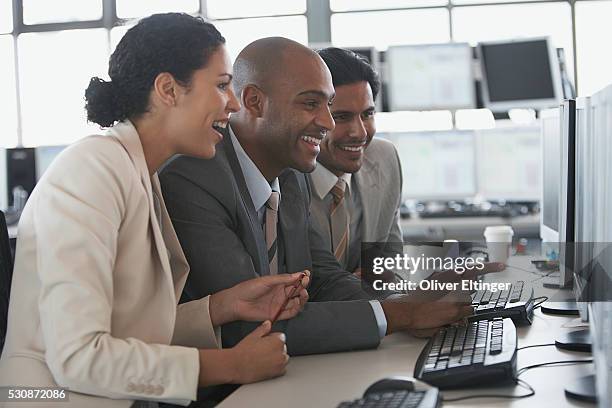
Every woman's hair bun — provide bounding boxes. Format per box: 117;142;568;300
84;77;126;128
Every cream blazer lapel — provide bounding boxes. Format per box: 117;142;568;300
108;122;186;305
151;174;190;299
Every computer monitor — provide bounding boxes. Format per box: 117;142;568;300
573;97;593;321
552;84;612;406
589;83;612;408
475;123;541;201
539;108;561;243
382;131;476;200
557;99;576;290
35;145;66;181
386;43;475;111
6;148;35;209
478;37;563;112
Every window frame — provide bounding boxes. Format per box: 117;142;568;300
4;0;605;146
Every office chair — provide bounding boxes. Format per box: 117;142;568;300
0;210;14;354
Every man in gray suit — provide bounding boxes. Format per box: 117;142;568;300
160;37;473;357
308;47;403;276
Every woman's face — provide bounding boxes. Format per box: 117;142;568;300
172;45;240;159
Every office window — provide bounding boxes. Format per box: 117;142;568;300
331;0;447;12
331;9;450;50
576;1;612;96
116;0;200;19
452;3;574;79
23;0;102;25
0;35;18;147
213;16;308;61
0;1;12;34
207;0;306;19
18;29;109;146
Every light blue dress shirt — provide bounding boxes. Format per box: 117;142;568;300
229;126;280;224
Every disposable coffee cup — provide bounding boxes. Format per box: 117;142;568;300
484;226;514;264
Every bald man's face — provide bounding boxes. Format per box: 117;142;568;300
259;52;336;173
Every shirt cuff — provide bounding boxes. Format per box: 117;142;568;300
369;300;387;339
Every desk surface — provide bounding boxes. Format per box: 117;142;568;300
220;255;594;408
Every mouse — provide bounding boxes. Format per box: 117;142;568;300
364;376;428;396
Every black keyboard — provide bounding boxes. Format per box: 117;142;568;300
414;318;517;389
337;390;440;408
471;280;535;325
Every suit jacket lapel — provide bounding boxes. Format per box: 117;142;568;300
279;171;308;273
305;174;333;250
221;130;269;275
355;154;381;242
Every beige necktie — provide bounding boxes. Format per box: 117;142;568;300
265;191;280;275
330;178;349;264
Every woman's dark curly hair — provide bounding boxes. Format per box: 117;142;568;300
85;13;225;128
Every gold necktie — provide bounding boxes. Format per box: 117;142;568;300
330;178;349;264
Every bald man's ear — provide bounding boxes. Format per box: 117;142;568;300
241;84;266;117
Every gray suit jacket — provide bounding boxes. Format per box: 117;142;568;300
308;138;404;271
159;128;381;356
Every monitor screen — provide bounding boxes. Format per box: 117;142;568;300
383;131;476;199
386;43;475;111
476;124;541;200
479;37;562;112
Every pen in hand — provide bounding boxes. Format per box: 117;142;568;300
271;272;307;325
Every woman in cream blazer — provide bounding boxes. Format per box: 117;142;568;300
0;14;308;407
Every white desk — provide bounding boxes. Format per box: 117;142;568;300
220;255;594;407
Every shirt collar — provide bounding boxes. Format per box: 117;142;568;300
229;125;280;212
310;162;351;200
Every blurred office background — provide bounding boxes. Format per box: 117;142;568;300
2;0;612;240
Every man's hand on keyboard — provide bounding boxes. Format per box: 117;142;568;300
381;296;474;335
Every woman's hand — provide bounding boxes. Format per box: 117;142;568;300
210;271;310;325
198;321;289;385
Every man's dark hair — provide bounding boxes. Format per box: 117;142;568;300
317;47;381;101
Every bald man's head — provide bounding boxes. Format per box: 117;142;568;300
228;36;335;179
233;37;324;97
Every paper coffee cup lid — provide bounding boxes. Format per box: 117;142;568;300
484;226;514;241
484;225;514;234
